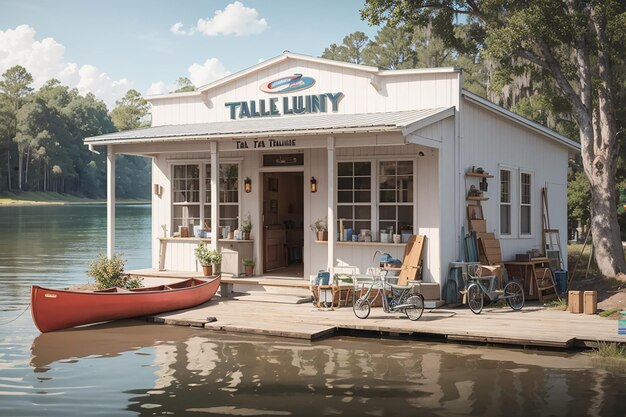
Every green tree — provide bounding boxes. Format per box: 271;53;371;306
174;77;195;93
362;0;626;277
109;89;151;200
0;65;33;190
110;89;150;131
363;25;417;69
322;31;370;64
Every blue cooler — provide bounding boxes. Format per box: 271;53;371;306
552;269;568;295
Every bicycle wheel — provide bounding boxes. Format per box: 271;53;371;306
504;281;524;310
405;294;424;321
353;297;371;319
467;283;483;314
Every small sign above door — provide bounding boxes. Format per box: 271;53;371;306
262;153;304;167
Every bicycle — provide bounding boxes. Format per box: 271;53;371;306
352;270;425;321
465;264;524;314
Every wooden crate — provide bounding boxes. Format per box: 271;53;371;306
584;291;597;315
568;291;583;314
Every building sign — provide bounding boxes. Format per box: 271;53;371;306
224;74;343;120
235;138;297;149
260;74;315;94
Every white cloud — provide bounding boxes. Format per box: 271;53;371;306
173;1;268;37
169;22;190;36
0;24;132;109
146;81;171;96
188;58;231;87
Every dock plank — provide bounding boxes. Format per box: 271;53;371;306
143;286;623;348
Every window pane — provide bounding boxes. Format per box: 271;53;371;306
354;177;371;190
500;170;510;203
354;162;371;176
398;206;412;226
337;205;352;219
500;205;511;235
379;176;395;189
220;204;238;219
354;191;370;203
379;190;396;203
521;206;531;235
380;161;396;175
203;206;212;227
398;177;413;203
338;191;353;203
204;164;211;203
338;162;353;176
220;164;238;203
397;161;413;175
379;205;396;220
338;177;353;190
521;173;531;204
354;206;371;220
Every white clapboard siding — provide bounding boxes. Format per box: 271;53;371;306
151;58;460;126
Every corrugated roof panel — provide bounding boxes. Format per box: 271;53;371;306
85;108;452;145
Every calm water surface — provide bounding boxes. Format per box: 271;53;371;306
0;205;624;417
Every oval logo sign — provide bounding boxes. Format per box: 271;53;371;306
260;74;315;94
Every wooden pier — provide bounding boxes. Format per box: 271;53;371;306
130;270;623;349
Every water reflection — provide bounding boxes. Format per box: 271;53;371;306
27;322;626;417
2;205;626;416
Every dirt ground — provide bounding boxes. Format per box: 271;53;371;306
568;272;626;318
567;244;626;318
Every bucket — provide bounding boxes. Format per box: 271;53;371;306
552;269;568;295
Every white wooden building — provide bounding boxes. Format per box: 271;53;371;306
85;52;579;290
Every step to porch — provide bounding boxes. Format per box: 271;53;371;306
231;291;313;304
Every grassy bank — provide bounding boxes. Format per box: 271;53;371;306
0;191;148;205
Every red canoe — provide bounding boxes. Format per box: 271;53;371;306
31;276;221;333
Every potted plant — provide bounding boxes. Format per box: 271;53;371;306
209;249;222;275
309;217;328;241
242;214;253;240
194;243;214;276
242;258;255;277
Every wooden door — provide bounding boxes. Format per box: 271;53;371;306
264;228;286;271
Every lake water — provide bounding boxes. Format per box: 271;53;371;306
0;205;625;416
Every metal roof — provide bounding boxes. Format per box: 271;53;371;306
84;108;455;146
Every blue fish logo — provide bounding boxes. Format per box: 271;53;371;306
260;74;316;94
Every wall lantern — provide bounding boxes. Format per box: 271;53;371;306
244;177;252;193
310;177;317;193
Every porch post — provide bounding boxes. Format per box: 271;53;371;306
106;145;115;259
327;136;335;275
210;141;219;251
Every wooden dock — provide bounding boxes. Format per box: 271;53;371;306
145;295;622;349
129;270;623;349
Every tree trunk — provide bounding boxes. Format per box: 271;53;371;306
6;149;10;190
17;145;22;191
582;5;626;277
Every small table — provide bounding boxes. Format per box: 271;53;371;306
503;258;551;300
316;284;353;308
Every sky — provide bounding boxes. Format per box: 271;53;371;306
0;0;379;109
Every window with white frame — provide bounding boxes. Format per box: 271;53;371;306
337;159;414;238
172;162;239;235
172;164;200;232
500;168;511;236
219;163;239;231
337;161;372;232
379;161;413;235
520;171;532;235
203;164;212;229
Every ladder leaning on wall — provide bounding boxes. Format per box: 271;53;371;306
541;187;564;270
